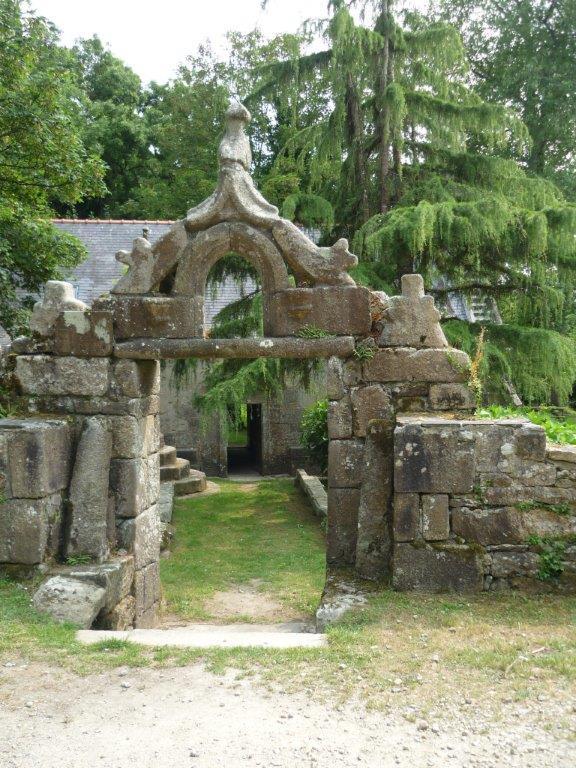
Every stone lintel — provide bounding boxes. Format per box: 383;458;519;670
114;336;356;360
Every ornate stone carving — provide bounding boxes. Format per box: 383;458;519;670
30;281;87;337
379;274;448;349
113;237;154;294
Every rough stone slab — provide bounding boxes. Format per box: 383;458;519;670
32;575;106;628
158;482;175;523
514;424;547;461
268;286;371;337
428;383;476;410
108;414;160;459
328;439;365;488
356;420;394;579
15;356;110;396
547;444;576;464
328;398;353;439
394;422;475;494
393;543;483;593
351;385;393;438
421;494;449;541
326;487;361;565
97;595;136;631
114;336;356;360
452;507;526;546
77;627;327;648
95;294;203;340
54;310;113;357
326;357;346;400
134;561;161;615
0;419;72;498
66;417;112;562
110;360;160;399
63;557;134;612
491;550;540;578
110;453;160;518
118;505;161;569
393;493;419;542
363;347;470;383
26;395;160;419
0;493;62;565
295;469;327;520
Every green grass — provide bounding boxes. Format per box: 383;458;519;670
161;479;326;621
477;405;576;444
1;479;576;713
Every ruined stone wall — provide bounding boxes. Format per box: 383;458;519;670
393;416;576;593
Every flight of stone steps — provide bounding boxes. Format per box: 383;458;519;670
159;440;207;496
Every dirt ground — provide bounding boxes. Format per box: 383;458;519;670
1;661;574;768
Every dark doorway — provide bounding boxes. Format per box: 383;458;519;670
227;403;262;475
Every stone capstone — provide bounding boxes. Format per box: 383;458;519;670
32;575;106;628
379;274;448;349
363;347;470;384
268;286;371;337
29;281;87;337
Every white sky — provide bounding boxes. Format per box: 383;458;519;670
29;0;339;84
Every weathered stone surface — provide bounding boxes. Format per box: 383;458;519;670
110;360;160;399
491;550;540;578
134;602;159;629
393;493;419;542
547;444;576;464
452;507;524;546
328;439;365;488
351;385;393;437
326;488;361;565
328;398;353;439
393;543;483;592
268;286;371;337
421;494;449;541
113;236;155;294
514;424;547;461
326;357;346;400
0;493;62;564
0;419;72;498
15;356;109;396
110;453;160;518
66;417;112;562
65;557;134;611
29;281;87;337
97;595;136;631
118;505;161;569
158;481;175;524
363;347;470;383
54;310;113;357
483;484;576;506
134;561;161;615
429;383;476;410
32;575;106;628
356;420;394;579
394;422;475;494
95;294;202;340
379;274;448;349
108;414;160;459
294;469;327;520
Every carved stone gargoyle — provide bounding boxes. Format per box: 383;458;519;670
113;236;153;294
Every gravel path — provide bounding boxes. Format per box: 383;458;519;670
1;662;574;768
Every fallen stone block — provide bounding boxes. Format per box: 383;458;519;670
32;575;106;628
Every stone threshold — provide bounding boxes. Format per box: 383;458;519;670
77;625;327;649
113;336;355;360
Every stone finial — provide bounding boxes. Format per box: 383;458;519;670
29;281;87;337
112;237;154;294
379;273;448;349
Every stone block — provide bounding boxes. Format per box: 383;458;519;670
134;602;159;629
118;505;161;569
326;487;361;565
547;445;576;464
0;493;62;564
327;357;346;401
158;482;175;524
394;422;475;494
491;550;540;578
452;507;524;546
110;453;160;518
428;383;476;410
0;419;72;498
421;494;449;540
351;385;393;437
328;439;365;488
393;493;419;542
108;414;160;459
356;421;394;578
328;398;353;439
95;295;202;340
66;417;112;562
393;543;483;592
98;595;136;631
134;561;161;615
32;575;106;628
363;347;470;383
514;424;547;461
110;360;161;399
54;310;113;357
15;355;110;397
65;557;134;611
379;275;448;349
269;286;371;337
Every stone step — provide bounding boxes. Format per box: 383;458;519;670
173;470;207;496
159;445;177;467
160;457;190;482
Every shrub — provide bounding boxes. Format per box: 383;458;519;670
300;399;329;472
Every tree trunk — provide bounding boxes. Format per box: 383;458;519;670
346;74;370;223
376;0;393;214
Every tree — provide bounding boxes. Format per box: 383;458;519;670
436;0;576;198
0;0;105;335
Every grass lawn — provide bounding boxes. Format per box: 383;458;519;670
1;478;575;711
160;479;327;621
